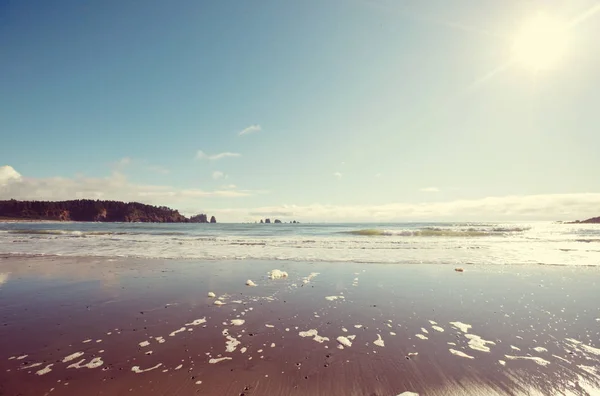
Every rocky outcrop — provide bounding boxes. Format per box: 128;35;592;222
260;219;264;224
572;216;600;224
189;214;208;223
274;219;282;223
265;218;271;224
210;216;216;223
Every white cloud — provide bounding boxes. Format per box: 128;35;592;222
212;171;226;180
0;166;257;205
0;165;22;186
238;124;261;136
333;172;342;179
420;187;440;192
221;184;237;189
196;150;241;161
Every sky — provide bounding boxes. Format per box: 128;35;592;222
1;0;599;222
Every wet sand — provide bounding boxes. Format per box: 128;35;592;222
0;256;599;395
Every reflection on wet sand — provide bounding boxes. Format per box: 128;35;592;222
0;256;599;395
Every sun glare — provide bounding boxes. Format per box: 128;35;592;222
512;13;568;72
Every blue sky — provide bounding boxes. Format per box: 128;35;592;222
1;0;599;221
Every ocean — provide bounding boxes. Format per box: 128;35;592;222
1;221;599;266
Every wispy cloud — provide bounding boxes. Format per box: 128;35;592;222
375;173;382;179
238;124;261;136
420;187;440;192
202;193;600;222
196;150;241;161
0;165;259;205
221;184;236;189
147;165;170;175
333;172;342;179
212;171;226;180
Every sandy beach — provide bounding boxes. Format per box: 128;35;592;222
0;257;599;395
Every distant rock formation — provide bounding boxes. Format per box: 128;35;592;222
572;216;600;224
189;214;208;223
274;219;282;224
265;218;271;224
210;216;216;223
260;219;264;224
0;199;217;223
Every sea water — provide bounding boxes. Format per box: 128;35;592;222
0;221;599;266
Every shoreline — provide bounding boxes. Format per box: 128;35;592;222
1;257;599;395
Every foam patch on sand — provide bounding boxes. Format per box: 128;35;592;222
416;334;428;340
16;355;28;360
465;334;496;352
139;341;150;347
449;349;474;359
246;280;257;286
19;362;42;370
432;326;444;332
580;344;600;356
62;352;85;363
511;345;521;351
67;357;103;369
225;336;241;352
505;355;550;366
421;328;429;334
373;334;385;347
302;272;320;284
230;319;245;326
499;360;506;366
397;392;419;396
325;296;345;301
354;325;363;329
169;327;186;337
35;364;53;376
208;292;216;298
209;357;232;364
265;324;275;328
155;336;165;344
337;336;352;347
429;320;437;325
566;338;600;356
449;321;472;333
299;329;329;343
214;300;225;306
132;363;162;373
533;347;548;353
269;269;288;279
186;318;207;326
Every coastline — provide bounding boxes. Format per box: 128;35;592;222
1;257;599;395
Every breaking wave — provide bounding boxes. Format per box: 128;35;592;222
344;229;492;237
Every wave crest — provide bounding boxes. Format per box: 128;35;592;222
345;229;492;237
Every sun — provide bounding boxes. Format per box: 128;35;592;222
512;13;569;72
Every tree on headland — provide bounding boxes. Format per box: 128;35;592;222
0;199;217;223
